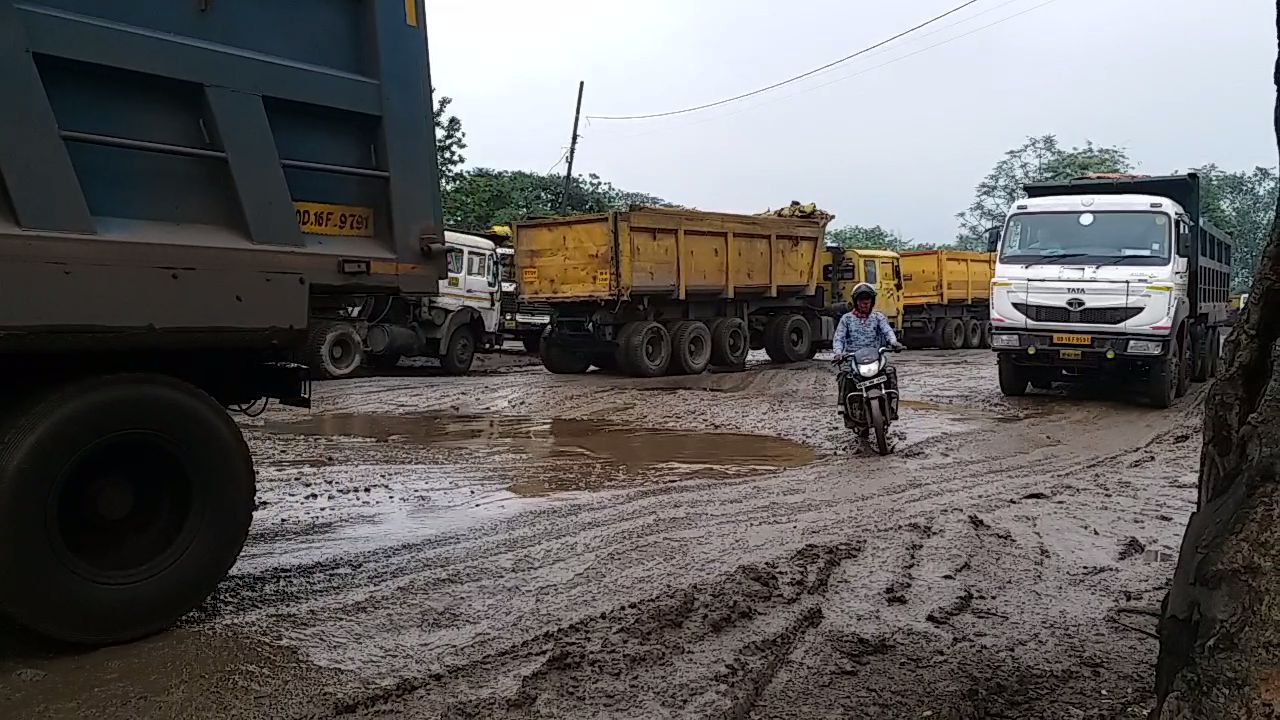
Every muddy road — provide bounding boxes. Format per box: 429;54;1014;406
1;349;1202;719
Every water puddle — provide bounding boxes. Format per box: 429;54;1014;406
260;413;815;497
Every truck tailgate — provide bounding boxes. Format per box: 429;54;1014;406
515;215;615;301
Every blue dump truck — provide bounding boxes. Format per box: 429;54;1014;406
0;1;444;643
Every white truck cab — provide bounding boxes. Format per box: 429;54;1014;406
353;230;504;376
988;174;1231;407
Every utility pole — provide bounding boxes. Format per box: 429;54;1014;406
560;81;584;216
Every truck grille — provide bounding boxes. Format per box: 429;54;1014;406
1013;303;1142;325
503;299;553;316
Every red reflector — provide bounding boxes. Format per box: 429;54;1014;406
991;316;1007;323
1150;325;1172;331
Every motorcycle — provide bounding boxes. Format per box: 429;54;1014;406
835;346;900;455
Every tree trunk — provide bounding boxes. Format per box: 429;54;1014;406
1155;5;1280;717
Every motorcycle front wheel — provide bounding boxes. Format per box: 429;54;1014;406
868;400;890;455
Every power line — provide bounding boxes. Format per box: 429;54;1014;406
586;0;982;121
597;0;1059;140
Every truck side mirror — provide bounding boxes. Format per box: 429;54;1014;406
894;264;903;292
1178;225;1193;257
985;227;1001;254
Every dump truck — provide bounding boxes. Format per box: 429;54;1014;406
0;0;444;643
515;208;836;376
988;173;1232;407
898;250;995;349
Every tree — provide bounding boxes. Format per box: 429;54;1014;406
825;225;909;251
1195;164;1280;291
1154;13;1280;717
956;135;1132;249
442;168;672;232
433;91;466;188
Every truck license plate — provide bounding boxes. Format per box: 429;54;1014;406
1060;349;1082;360
295;202;374;237
1053;334;1092;346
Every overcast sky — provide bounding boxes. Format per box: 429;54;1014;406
423;0;1274;243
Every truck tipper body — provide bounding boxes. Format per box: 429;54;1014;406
514;208;836;376
0;0;444;642
988;173;1231;407
899;250;995;349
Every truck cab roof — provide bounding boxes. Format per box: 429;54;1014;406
1010;193;1188;216
445;231;497;253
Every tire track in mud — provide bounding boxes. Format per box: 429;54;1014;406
317;542;862;719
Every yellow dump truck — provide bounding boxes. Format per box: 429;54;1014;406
514;207;837;376
898;250;995;349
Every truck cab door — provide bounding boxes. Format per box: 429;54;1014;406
878;259;903;330
440;247;465;308
463;250;499;332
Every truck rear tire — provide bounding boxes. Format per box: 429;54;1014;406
998;357;1028;397
619;321;671;377
764;314;812;364
540;334;591;374
1191;327;1211;383
306;321;363;379
441;327;476;375
710;318;749;367
963;318;983;349
1208;328;1221;378
0;375;254;644
669;321;712;375
941;319;965;350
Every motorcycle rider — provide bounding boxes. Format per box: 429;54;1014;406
834;282;905;426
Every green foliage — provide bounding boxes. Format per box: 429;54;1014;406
433;91;467;188
1194;164;1279;291
956;135;1132;249
826;225;956;252
443;168;672;232
826;225;907;251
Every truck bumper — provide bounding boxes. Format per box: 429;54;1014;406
990;330;1169;371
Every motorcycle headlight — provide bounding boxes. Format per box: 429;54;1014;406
856;359;883;378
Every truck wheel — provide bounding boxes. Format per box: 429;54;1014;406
941;319;966;350
963;319;983;349
592;353;618;372
441;327;476;375
1190;327;1211;383
1175;334;1192;398
0;375;254;644
669;321;712;375
764;315;812;364
710;318;750;367
1147;342;1180;408
540;334;591;374
306;321;363;379
522;334;542;354
998;356;1028;397
1208;328;1221;378
619;321;671;377
980;323;993;349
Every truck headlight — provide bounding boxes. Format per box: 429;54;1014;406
991;334;1020;349
1127;340;1163;355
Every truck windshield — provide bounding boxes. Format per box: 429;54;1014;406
1001;212;1170;266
